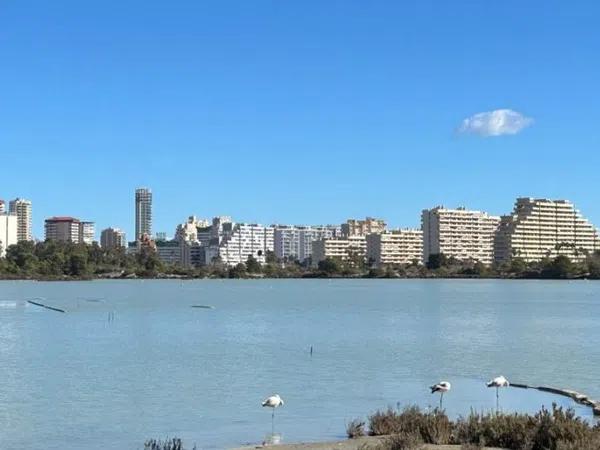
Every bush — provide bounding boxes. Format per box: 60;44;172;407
368;406;451;444
144;438;196;450
347;419;366;438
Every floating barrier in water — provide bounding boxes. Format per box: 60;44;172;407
190;305;214;309
27;300;66;313
510;383;600;416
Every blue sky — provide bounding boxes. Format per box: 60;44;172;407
1;1;599;240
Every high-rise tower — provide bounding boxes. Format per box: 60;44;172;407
135;188;152;241
9;198;33;241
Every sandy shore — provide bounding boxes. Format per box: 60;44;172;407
232;436;506;450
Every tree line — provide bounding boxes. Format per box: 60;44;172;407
1;240;600;280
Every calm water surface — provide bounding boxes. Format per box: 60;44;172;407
0;279;599;449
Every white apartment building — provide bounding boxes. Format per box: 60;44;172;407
100;227;127;249
218;223;274;266
311;236;367;267
341;217;387;237
79;221;95;244
0;213;18;257
366;229;423;266
9;198;32;241
494;198;600;263
175;216;210;242
422;206;500;265
274;225;341;262
0;200;5;214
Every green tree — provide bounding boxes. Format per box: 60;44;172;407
318;258;341;275
426;253;448;270
245;255;262;273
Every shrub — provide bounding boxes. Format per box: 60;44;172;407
144;438;197;450
347;419;366;438
368;406;451;444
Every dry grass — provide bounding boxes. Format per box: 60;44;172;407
360;404;600;450
368;406;451;445
347;419;367;438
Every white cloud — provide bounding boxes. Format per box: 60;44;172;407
458;109;533;137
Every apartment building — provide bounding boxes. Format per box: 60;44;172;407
175;216;210;242
0;213;17;257
135;188;152;241
341;217;387;237
273;225;341;262
45;217;81;243
44;217;95;244
218;223;274;266
311;235;367;266
422;206;500;265
8;198;32;241
100;227;127;249
156;240;182;265
79;221;95;244
494;198;600;263
366;229;423;266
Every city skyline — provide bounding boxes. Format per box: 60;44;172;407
2;2;600;240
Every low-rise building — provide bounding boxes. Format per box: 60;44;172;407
366;229;423;266
422;206;500;265
494;198;600;263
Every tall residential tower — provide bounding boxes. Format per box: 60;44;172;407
135;188;152;241
9;198;33;241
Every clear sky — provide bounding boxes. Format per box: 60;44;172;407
1;1;599;240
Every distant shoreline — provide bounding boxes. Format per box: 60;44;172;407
0;273;598;282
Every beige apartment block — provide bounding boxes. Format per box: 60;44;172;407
311;236;367;266
366;229;423;266
494;198;600;263
422;206;500;265
341;217;387;237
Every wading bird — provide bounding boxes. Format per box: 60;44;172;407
487;376;509;410
430;381;451;409
262;394;284;432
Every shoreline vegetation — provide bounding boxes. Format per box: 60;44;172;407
1;241;600;281
150;405;600;450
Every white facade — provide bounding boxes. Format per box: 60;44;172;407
8;198;32;242
100;227;127;249
218;223;275;266
366;229;423;266
0;214;18;257
79;221;95;244
274;225;340;262
422;206;500;265
495;198;600;263
175;216;210;242
311;236;367;266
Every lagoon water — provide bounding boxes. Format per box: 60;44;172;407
0;279;599;449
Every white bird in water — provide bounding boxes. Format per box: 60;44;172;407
430;381;451;409
262;394;284;432
487;376;509;410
